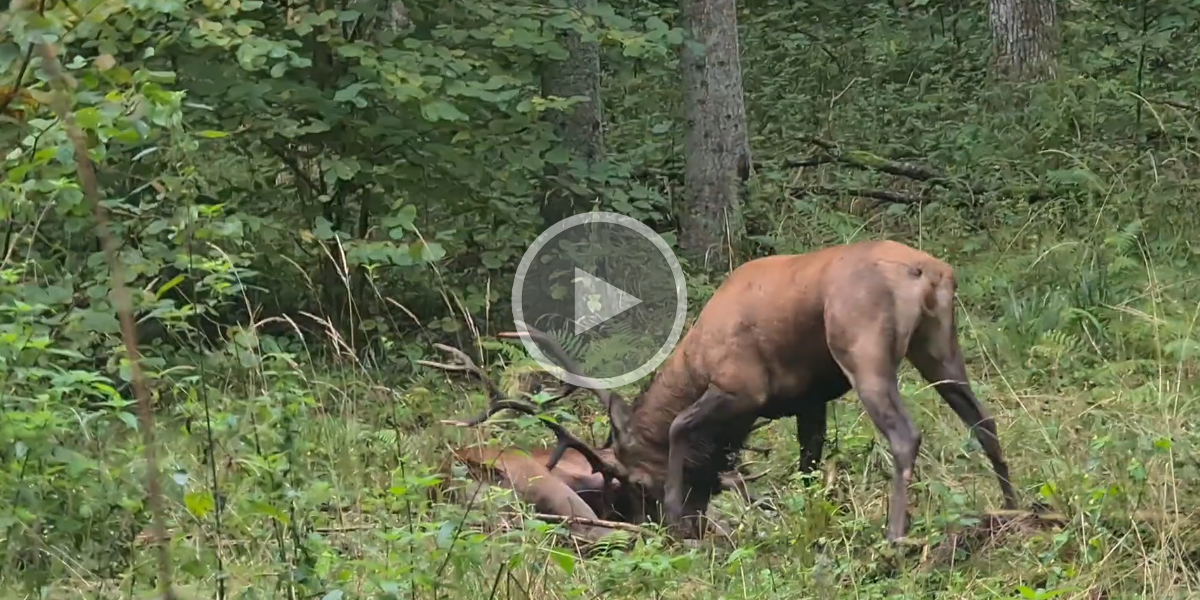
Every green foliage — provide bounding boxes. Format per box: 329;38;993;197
4;0;1200;596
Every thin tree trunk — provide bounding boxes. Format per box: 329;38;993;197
540;0;604;225
989;0;1058;82
679;0;750;270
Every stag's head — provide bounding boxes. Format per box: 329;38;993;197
493;329;677;510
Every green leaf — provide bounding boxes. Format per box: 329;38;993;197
481;251;504;269
248;501;290;524
80;309;121;334
185;491;216;518
384;204;418;234
75;108;103;130
337;43;366;58
548;549;575;574
389;244;414;266
544;147;570;164
117;412;139;431
420;100;468;122
146;219;170;235
314;217;336;240
411;241;446;263
155;275;186;299
334;83;368;105
196;130;229;138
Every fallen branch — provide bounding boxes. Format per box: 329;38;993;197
1150;98;1200;113
783;155;835;168
790;136;990;197
525;512;651;534
315;512;652;535
794;185;932;205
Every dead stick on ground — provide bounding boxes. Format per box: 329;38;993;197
316;513;651;535
20;9;176;600
524;512;650;533
790;136;992;196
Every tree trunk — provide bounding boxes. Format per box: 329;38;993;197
678;0;750;270
989;0;1058;82
540;0;604;225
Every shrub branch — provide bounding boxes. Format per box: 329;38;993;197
20;14;177;600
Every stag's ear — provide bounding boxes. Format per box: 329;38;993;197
607;398;633;447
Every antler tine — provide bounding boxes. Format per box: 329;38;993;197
418;342;534;428
418;343;506;401
496;328;616;411
497;327;625;451
460;398;625;483
420;341;624;481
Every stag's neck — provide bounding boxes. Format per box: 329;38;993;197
628;352;708;452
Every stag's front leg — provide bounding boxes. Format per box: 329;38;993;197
665;385;753;539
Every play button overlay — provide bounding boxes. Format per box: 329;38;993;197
511;212;687;390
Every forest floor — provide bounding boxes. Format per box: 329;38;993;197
30;220;1199;600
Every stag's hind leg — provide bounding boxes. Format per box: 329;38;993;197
827;320;922;542
907;338;1019;511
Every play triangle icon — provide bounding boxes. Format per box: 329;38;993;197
573;267;642;334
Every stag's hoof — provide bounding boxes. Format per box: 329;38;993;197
665;515;704;541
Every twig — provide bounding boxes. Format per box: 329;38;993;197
523;512;650;533
0;46;34;119
315;512;650;535
794;185;932;205
25;13;176;600
784;155;835;168
1151;98;1200;113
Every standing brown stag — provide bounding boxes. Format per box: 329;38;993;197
491;240;1019;544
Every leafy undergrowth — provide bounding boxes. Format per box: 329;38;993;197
6;222;1200;600
6;0;1200;598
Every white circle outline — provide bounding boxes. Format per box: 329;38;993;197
511;211;687;390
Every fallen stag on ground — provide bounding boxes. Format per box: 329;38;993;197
421;338;768;545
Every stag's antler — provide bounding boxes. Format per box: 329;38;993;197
496;327;635;451
495;328;615;412
418;342;627;485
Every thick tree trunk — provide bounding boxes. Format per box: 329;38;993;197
540;0;604;225
989;0;1058;82
678;0;750;270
